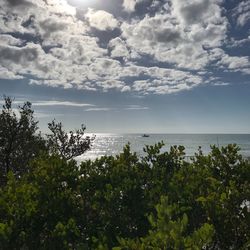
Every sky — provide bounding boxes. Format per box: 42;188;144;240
0;0;250;133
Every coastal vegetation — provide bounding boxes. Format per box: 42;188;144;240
0;97;249;249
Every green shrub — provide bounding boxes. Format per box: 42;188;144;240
0;143;249;249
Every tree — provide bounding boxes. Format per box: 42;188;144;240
0;155;85;250
47;119;95;160
114;196;214;250
0;96;45;186
168;144;250;249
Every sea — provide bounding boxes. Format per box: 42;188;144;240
76;134;250;162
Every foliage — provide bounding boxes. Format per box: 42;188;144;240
0;156;84;249
77;143;190;248
47;119;95;160
115;196;214;250
0;140;249;249
0;96;45;186
78;144;149;248
167;144;250;249
0;95;95;186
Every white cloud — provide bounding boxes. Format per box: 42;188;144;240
121;86;131;92
32;100;94;107
233;0;250;26
122;0;145;12
49;35;107;64
227;36;250;48
0;34;23;46
46;0;76;15
213;82;230;86
34;111;64;119
121;0;227;70
216;51;250;74
220;55;249;70
0;66;24;80
124;105;149;110
96;79;125;92
237;12;250;26
85;9;119;31
171;0;224;26
0;0;248;95
108;37;130;59
0;99;95;107
0;42;68;81
85;108;112;112
125;64;204;94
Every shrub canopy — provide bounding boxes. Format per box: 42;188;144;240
0;143;249;249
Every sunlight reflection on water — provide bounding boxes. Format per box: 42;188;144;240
75;134;250;162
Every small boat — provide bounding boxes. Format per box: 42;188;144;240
142;134;150;137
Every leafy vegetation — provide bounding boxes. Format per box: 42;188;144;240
47;119;95;160
0;96;45;186
0;97;249;249
0;97;93;185
0;144;249;249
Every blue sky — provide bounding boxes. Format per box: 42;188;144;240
0;0;250;133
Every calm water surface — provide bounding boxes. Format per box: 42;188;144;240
76;134;250;161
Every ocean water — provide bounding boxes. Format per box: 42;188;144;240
76;134;250;161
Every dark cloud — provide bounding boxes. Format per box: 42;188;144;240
0;45;39;64
22;15;35;28
125;0;157;18
39;18;67;37
4;32;41;45
90;28;121;48
5;0;31;6
4;0;33;9
155;28;181;43
175;0;211;24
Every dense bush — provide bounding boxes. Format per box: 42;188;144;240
0;143;249;249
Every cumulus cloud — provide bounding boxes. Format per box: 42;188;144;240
218;53;250;73
108;37;130;59
121;86;131;92
0;0;249;95
117;64;204;94
85;9;119;31
0;34;23;46
233;0;250;26
0;42;66;81
227;36;250;48
0;66;24;80
121;0;227;70
171;0;224;26
122;0;145;12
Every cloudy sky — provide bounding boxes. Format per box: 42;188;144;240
0;0;249;133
